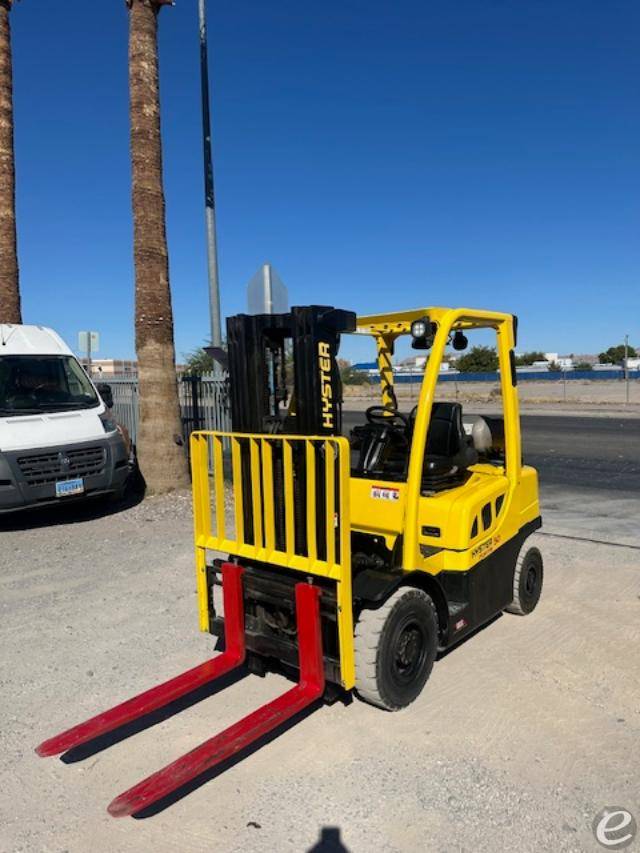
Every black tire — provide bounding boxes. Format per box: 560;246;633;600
354;587;438;711
505;545;543;615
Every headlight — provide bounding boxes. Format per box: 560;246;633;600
100;415;118;434
411;318;428;339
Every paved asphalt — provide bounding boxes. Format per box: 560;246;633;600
518;414;640;492
342;411;640;493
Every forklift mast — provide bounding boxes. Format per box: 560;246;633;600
226;306;356;436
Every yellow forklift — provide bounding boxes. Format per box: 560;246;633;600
37;304;542;817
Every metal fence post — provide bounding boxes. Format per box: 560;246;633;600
191;375;202;432
107;373;230;455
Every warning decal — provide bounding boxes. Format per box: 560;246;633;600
371;486;400;502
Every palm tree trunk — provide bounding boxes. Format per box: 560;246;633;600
127;0;189;493
0;0;22;325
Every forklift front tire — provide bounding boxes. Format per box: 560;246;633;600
354;587;438;711
505;545;543;616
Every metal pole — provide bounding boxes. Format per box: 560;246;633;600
198;0;222;352
624;334;629;405
262;263;273;313
87;333;92;377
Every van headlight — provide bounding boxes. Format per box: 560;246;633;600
100;415;119;434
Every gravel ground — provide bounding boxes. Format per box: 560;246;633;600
1;492;639;853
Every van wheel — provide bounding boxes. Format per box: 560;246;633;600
354;587;438;711
505;545;543;615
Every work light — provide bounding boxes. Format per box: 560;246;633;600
411;318;428;339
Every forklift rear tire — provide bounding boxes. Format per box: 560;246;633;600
354;587;438;711
505;545;543;615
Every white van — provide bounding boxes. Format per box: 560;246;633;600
0;325;129;513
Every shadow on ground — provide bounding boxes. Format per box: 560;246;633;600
0;470;145;532
60;668;249;764
308;826;350;851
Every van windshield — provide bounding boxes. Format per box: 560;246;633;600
0;355;99;415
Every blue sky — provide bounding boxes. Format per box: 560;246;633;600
11;0;640;362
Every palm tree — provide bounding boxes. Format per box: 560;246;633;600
0;0;22;325
126;0;189;493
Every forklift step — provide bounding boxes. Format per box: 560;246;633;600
108;582;324;817
35;563;246;758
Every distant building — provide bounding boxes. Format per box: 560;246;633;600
566;353;598;366
594;364;622;371
81;358;137;376
518;354;575;371
354;357;453;376
542;353;573;369
80;358;187;377
352;361;379;377
404;356;428;369
524;360;554;372
553;357;574;370
397;355;451;372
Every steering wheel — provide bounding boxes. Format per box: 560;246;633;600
365;406;409;428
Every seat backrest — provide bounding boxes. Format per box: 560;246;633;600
424;402;466;458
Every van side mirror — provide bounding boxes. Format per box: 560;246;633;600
96;382;114;409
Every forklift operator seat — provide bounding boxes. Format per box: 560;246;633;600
421;402;478;492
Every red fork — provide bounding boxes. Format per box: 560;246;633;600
107;582;324;818
36;563;245;758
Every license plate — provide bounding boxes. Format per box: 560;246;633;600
55;478;85;498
